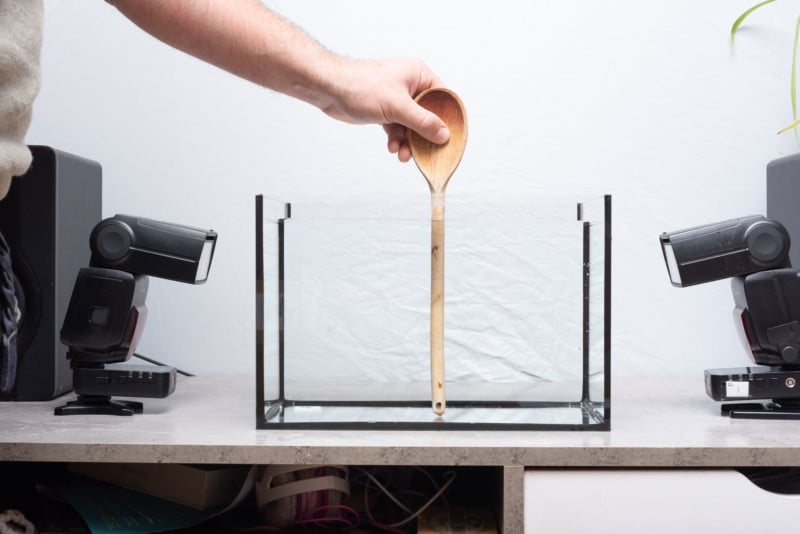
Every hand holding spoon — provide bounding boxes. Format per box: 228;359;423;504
407;88;468;416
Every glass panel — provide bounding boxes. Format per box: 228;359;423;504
579;195;611;421
256;197;290;404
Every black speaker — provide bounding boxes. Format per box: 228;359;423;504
767;153;800;267
0;145;102;400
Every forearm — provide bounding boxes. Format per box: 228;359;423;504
109;0;342;110
109;0;450;160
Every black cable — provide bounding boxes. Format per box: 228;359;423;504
133;352;195;377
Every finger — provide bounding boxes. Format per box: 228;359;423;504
427;72;445;90
390;99;450;145
383;123;405;154
413;59;445;91
397;143;412;162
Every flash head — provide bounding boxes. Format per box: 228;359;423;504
90;215;217;284
660;215;790;287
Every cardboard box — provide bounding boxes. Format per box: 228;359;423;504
68;463;251;510
417;505;498;534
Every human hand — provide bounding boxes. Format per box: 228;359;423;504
321;57;451;162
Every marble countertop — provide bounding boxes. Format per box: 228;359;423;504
0;375;797;466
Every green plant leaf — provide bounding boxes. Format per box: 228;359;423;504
778;117;800;134
792;15;800;140
731;0;778;45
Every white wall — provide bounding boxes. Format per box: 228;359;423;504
27;0;800;378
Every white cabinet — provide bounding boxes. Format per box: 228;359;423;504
524;469;800;533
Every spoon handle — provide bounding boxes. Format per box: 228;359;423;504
430;193;446;415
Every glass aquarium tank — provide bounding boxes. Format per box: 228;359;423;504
255;195;610;430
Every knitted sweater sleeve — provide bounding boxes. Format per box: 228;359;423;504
0;0;43;200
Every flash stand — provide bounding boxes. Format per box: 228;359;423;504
721;400;800;420
706;366;800;419
54;362;176;416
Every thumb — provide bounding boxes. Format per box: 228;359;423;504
394;99;450;145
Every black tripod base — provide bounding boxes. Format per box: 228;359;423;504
54;395;144;416
721;399;800;420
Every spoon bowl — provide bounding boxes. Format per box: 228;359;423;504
408;88;468;194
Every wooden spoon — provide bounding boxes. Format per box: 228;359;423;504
407;87;468;416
